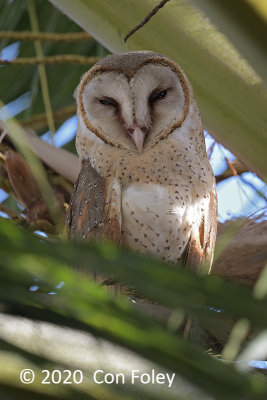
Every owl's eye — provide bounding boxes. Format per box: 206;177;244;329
150;89;168;102
98;98;117;107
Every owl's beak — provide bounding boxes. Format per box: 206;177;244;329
128;126;146;154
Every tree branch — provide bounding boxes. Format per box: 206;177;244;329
213;218;267;285
20;105;77;131
0;30;91;42
216;160;248;183
124;0;171;42
0;55;100;66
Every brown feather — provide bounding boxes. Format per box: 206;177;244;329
182;184;217;274
67;158;121;243
66;159;121;283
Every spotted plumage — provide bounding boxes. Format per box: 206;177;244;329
67;51;217;275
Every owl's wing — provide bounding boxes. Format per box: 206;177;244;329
182;183;217;274
66;158;121;281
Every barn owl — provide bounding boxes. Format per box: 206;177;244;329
67;51;217;277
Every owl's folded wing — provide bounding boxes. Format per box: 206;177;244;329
182;183;217;274
66;159;121;285
66;158;121;245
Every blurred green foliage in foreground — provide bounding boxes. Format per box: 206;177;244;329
0;219;267;400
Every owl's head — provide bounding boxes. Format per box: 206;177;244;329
76;51;194;154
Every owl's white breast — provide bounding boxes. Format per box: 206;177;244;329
81;121;215;263
121;183;194;262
